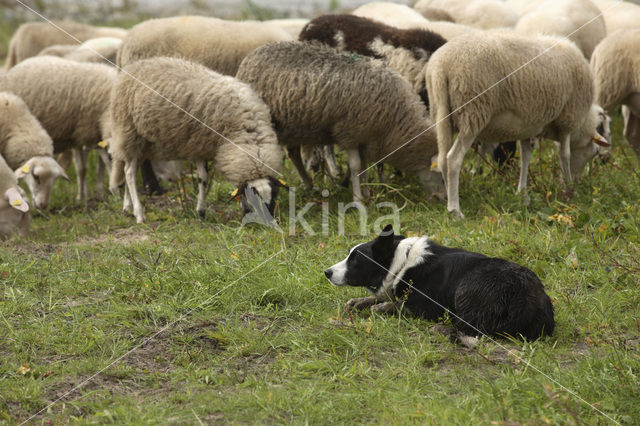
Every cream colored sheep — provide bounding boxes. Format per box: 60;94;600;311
426;32;606;217
265;19;309;39
592;0;640;34
5;21;127;69
109;57;283;223
0;92;68;209
515;0;606;59
1;57;116;201
591;29;640;153
117;16;292;74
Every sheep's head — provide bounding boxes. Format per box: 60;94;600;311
233;177;287;221
0;187;30;239
14;156;70;209
570;105;611;181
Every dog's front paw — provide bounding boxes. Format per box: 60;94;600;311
371;302;396;314
345;296;377;311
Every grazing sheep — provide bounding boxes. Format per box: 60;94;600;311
64;37;123;64
109;57;284;224
426;32;606;217
236;41;443;202
37;44;77;58
515;0;606;59
299;14;446;106
5;21;127;69
0;92;68;209
352;3;477;39
0;155;30;239
117;16;293;74
414;0;519;29
265;19;310;38
517;105;611;204
591;29;640;154
1;56;116;201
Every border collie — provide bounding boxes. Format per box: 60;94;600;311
324;225;554;341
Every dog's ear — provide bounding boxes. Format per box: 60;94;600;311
372;224;395;264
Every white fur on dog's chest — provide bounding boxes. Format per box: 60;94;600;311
377;236;432;299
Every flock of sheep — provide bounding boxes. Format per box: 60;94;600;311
1;0;639;235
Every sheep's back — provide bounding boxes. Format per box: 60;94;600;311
117;16;292;75
236;41;419;150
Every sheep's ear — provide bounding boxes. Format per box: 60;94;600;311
14;162;32;179
228;183;247;203
56;163;71;181
4;188;30;213
269;176;289;189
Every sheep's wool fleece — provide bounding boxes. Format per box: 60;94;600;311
0;56;116;153
591;29;640;111
0;92;53;168
236;41;437;174
117;16;292;75
110;57;282;185
426;31;594;143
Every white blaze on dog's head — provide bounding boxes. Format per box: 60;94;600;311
324;243;363;286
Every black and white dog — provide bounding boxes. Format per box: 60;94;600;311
324;225;554;341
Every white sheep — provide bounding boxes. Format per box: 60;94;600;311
5;20;127;69
0;92;69;209
414;0;519;29
426;32;607;217
236;41;443;202
117;16;293;74
109;57;284;224
1;56;116;201
515;0;606;59
0;154;30;239
591;29;640;154
352;2;478;39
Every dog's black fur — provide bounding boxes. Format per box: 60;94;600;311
326;225;554;340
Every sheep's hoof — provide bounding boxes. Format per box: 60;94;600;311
197;209;206;219
521;193;531;206
135;215;146;224
449;209;464;220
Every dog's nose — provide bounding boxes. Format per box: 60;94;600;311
324;269;333;279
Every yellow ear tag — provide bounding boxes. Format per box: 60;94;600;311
230;188;239;197
430;161;438;171
278;179;287;186
21;164;30;174
97;140;108;149
12;199;22;207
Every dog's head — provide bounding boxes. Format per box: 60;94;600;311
324;224;404;292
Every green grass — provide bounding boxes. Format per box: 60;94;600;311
1;113;639;425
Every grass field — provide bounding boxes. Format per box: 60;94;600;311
1;111;639;424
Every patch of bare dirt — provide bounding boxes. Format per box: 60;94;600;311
74;227;149;246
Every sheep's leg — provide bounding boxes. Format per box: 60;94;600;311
288;146;313;186
358;145;370;199
96;149;111;200
123;183;132;213
347;148;365;202
557;134;572;185
418;168;445;200
124;158;145;223
517;138;535;206
72;148;89;202
196;160;208;219
446;131;475;218
323;145;341;178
